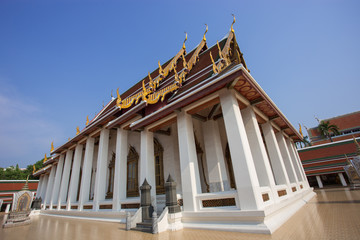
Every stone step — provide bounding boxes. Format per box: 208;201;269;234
136;221;152;227
132;226;152;233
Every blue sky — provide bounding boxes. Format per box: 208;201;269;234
0;0;359;168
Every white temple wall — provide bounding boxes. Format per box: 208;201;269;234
170;123;182;194
192;118;209;193
154;131;174;186
90;144;99;200
217;117;234;189
105;129;117;195
128;131;141;196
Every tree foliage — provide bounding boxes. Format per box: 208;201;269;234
0;159;44;180
317;120;340;142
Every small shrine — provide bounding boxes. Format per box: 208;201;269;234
2;177;34;228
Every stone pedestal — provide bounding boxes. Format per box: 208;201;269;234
140;179;153;220
165;175;181;214
2;211;31;228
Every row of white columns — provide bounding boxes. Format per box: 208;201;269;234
40;125;159;211
39;88;309;212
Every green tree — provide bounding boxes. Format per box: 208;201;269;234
0;159;44;180
317;120;340;142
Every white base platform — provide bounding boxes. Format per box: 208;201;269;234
38;188;315;234
182;188;316;234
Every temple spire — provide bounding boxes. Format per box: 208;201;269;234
21;175;30;191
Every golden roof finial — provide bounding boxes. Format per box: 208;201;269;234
148;72;154;90
51;141;54;152
158;61;164;76
203;24;208;41
116;88;122;108
231;14;236;33
76;126;80;135
182;53;188;70
183;32;188;49
43;153;47;163
32;165;36;174
86;115;89;126
299;123;303;138
209;52;219;74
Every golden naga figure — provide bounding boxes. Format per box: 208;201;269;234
76;126;80;135
116;88;122;108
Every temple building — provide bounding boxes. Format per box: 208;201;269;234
33;19;314;234
298;111;360;188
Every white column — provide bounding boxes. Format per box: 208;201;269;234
50;154;65;209
261;122;290;187
67;144;83;209
241;107;276;188
40;174;49;204
58;149;74;208
177;110;202;212
113;128;128;211
44;165;56;208
276;132;299;187
338;173;347;186
36;175;43;198
316;175;323;188
202;120;228;192
93;129;110;210
291;142;310;188
79;137;95;210
220;90;262;210
140;129;156;209
286;139;305;182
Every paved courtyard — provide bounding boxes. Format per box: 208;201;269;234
1;187;360;240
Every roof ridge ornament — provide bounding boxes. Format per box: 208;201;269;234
86;115;89;126
43;153;47;163
51;141;54;152
183;32;187;49
203;24;208;41
231;14;235;33
76;126;80;135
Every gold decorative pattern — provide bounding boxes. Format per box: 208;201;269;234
116;32;189;110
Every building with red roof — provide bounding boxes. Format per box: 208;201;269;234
298;111;360;188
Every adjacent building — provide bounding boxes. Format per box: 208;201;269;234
0;180;38;211
298;111;360;188
33;21;314;234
